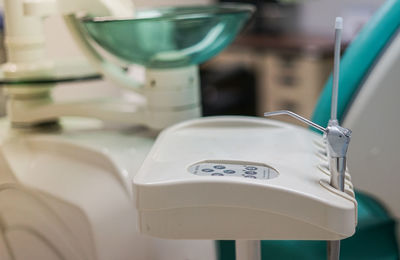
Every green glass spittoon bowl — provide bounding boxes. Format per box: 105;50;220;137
81;4;255;69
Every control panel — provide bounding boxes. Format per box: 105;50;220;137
188;161;279;180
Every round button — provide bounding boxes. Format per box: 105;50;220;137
223;170;236;174
202;168;214;172
245;171;257;175
243;175;256;179
245;166;258;170
214;165;226;169
211;173;224;176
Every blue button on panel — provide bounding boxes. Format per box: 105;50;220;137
223;170;236;174
214;165;226;169
245;166;258;170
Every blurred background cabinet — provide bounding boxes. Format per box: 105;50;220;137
202;34;338;126
198;0;380;126
261;50;332;124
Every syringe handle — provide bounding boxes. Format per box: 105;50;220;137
329;156;346;192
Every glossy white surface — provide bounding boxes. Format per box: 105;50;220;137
135;116;357;240
0;118;216;260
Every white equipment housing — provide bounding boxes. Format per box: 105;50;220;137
0;118;217;260
134;116;357;240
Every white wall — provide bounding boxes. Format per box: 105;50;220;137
298;0;386;37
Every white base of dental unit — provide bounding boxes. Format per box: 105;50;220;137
134;116;357;240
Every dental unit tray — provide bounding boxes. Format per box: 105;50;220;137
0;58;101;85
134;116;357;240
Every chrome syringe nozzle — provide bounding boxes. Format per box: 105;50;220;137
264;110;326;133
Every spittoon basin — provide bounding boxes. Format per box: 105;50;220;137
81;4;254;68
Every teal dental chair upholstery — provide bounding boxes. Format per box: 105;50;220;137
218;0;400;258
312;0;400;128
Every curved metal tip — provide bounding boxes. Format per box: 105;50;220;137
264;110;327;133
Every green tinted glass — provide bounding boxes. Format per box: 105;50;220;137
82;4;254;68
